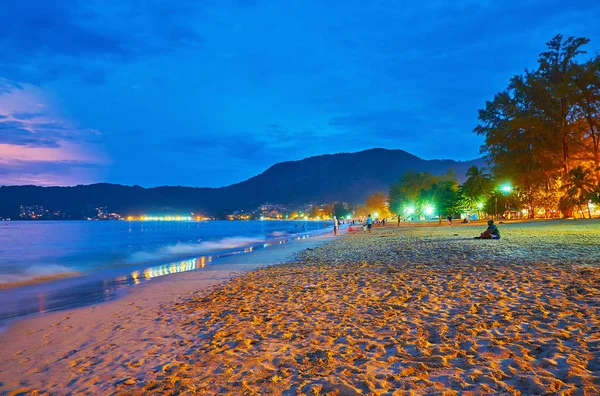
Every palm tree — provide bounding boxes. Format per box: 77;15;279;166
463;166;493;197
460;166;492;216
561;166;597;218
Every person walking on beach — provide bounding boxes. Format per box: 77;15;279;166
333;216;338;236
447;215;452;225
474;220;500;239
366;214;373;233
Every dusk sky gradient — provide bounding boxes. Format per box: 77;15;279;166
1;0;600;187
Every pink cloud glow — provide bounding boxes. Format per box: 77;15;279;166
0;85;107;185
0;142;105;163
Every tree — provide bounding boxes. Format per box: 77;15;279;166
561;166;597;218
365;192;390;218
309;205;323;218
573;55;600;180
428;179;460;218
322;203;334;217
475;34;597;218
332;202;351;219
354;205;369;218
537;34;590;174
459;166;492;211
388;171;437;215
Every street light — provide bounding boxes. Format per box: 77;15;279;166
495;183;512;219
424;205;434;216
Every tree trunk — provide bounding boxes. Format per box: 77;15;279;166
561;98;570;173
586;115;600;180
562;132;570;173
587;202;592;219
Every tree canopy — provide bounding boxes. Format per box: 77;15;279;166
474;34;600;218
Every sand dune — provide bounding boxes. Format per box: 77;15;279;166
1;220;599;394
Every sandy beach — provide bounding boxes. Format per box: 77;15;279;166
1;220;599;394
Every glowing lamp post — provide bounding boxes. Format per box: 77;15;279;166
501;184;512;194
404;205;416;221
495;184;512;219
424;205;434;218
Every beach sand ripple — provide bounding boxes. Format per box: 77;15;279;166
1;220;599;394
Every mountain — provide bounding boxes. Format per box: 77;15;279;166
0;149;485;218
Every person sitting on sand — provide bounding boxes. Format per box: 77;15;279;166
474;220;500;239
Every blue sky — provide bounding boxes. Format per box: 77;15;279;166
1;0;599;187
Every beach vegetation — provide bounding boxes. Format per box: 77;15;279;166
364;192;390;218
474;34;600;218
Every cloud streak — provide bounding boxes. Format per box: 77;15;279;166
0;1;599;186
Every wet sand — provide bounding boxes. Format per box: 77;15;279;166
1;220;599;394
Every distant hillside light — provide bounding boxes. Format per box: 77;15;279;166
424;205;435;216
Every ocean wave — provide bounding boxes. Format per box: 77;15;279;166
126;236;266;264
0;264;79;288
269;231;289;237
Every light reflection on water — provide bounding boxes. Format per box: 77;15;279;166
126;234;309;282
1;220;331;288
140;257;201;280
0;233;317;323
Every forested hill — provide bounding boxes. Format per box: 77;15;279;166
0;149;485;218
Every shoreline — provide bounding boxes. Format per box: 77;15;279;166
0;231;338;355
0;225;336;323
1;220;598;394
0;231;339;392
0;229;339;326
0;219;333;289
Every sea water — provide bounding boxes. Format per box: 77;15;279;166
0;220;331;321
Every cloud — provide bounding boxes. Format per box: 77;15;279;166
0;117;101;148
1;0;600;187
0;121;60;148
12;112;44;120
0;0;204;87
0;78;21;94
0;159;103;186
